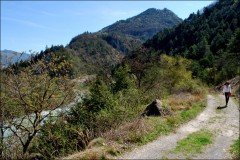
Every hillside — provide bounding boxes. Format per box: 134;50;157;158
65;8;182;75
143;0;240;84
9;8;182;76
67;32;141;74
0;50;30;68
101;8;182;41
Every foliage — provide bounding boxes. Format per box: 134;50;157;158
144;0;240;84
8;45;75;77
69;77;117;135
101;32;141;54
139;54;204;102
112;64;135;93
29;118;90;159
68;32;141;75
124;47;153;87
0;53;75;157
215;28;240;83
25;65;140;159
67;64;141;136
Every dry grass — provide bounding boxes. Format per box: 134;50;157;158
62;138;127;159
103;118;153;143
62;118;154;159
61;92;206;160
167;93;203;111
62;147;107;160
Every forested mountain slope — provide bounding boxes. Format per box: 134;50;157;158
144;0;240;84
67;32;141;74
66;8;182;74
101;8;182;41
10;8;181;75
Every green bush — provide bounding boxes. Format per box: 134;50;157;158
29;118;90;159
112;64;136;93
141;54;205;100
67;68;142;136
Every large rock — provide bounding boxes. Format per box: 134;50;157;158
141;99;163;117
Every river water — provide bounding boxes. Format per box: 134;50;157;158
1;95;82;138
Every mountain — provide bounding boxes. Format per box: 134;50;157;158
101;8;182;41
67;32;141;74
1;50;30;68
10;8;182;75
143;0;240;84
66;8;182;74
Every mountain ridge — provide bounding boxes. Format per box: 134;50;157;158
100;8;182;41
66;8;182;74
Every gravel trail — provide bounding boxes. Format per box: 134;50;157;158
117;95;239;159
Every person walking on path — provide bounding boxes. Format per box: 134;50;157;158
223;81;231;107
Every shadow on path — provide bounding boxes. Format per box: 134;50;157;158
217;106;227;109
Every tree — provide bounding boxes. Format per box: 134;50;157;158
85;76;115;113
228;28;240;54
142;54;194;99
112;64;135;93
210;33;225;53
0;54;75;157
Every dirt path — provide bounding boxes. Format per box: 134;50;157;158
117;95;239;159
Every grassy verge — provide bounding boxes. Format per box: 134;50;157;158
64;94;207;159
140;101;205;145
230;138;240;160
171;129;213;157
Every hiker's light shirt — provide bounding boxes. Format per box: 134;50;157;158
223;85;231;93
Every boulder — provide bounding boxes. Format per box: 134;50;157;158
141;99;163;117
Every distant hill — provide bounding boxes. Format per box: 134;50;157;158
101;8;182;41
1;50;30;68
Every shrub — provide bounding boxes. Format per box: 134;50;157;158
141;54;204;101
29;118;90;159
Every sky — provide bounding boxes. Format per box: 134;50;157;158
1;1;215;54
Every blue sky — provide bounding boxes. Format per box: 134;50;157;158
1;1;215;54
